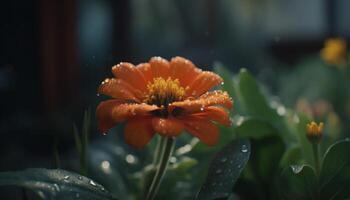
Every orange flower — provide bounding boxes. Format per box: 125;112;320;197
96;56;233;148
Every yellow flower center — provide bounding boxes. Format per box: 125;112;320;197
144;77;186;107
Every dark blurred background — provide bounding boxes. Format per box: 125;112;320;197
1;0;350;173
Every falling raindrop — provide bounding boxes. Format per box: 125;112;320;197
241;145;248;153
200;107;204;111
78;176;83;180
220;157;227;163
237;164;242;169
75;193;80;198
96;93;100;96
102;132;107;136
211;182;216;186
215;169;222;174
345;138;350;141
221;82;224;85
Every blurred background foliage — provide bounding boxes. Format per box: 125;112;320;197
1;0;350;199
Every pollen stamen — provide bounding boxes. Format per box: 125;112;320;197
144;77;186;107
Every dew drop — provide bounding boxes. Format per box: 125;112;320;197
37;191;46;199
53;184;60;192
291;165;303;173
241;145;248;153
89;180;97;186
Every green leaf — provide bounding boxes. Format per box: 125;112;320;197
236;69;295;144
279;165;318;200
235;118;276;139
237;69;279;121
319;140;350;199
213;62;236;98
196;139;250;200
279;145;302;167
0;168;117;200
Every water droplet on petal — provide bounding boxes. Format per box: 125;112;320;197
241;145;248;153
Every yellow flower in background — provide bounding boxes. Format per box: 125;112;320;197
321;38;347;66
306;121;324;143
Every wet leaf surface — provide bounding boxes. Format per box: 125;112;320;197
0;168;117;200
196;139;250;200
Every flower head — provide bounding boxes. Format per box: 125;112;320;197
321;38;347;66
96;56;233;148
306;121;324;143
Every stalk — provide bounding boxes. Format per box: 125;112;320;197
146;137;175;200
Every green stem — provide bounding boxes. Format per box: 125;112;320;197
153;136;166;165
312;143;321;199
146;137;175;200
312;143;321;176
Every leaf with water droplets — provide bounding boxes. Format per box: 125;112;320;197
278;165;317;199
0;168;117;200
196;139;250;200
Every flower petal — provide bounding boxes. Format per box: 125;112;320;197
149;56;171;79
112;103;158;122
98;78;143;102
152;117;184;136
170;56;202;88
170;91;233;114
96;99;123;133
191;106;231;126
186;71;223;97
124;117;155;148
137;63;153;83
112;62;148;92
183;116;219;146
